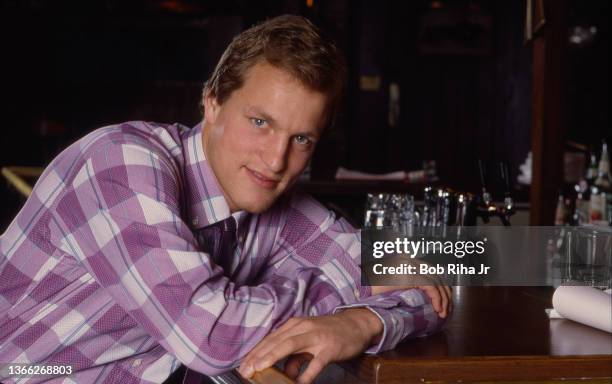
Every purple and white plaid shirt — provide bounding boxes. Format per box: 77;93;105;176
0;122;443;383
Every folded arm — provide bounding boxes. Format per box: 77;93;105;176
240;195;450;381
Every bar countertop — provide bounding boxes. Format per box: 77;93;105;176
321;286;612;383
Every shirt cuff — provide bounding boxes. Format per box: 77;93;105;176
332;303;399;354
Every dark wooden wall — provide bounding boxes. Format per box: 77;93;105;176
330;0;532;196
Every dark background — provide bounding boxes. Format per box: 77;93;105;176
1;0;609;230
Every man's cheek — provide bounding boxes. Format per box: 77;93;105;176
292;151;313;172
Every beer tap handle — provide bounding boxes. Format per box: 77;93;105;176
478;159;486;191
478;159;491;205
500;162;511;197
499;162;514;211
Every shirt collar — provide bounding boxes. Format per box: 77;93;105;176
183;122;248;229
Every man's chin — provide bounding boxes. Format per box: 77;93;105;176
235;195;278;214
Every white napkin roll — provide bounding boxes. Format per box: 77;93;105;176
552;286;612;333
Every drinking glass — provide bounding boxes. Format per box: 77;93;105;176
564;227;612;288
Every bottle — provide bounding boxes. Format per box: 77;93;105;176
586;151;598;184
590;184;606;223
573;150;594;225
590;140;611;225
554;190;567;226
573;191;589;225
594;140;610;189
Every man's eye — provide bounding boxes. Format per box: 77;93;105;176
294;135;311;145
250;118;266;128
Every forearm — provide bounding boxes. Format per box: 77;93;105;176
271;194;446;354
335;288;447;353
335;308;384;347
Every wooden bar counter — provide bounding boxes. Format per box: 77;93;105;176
320;286;612;383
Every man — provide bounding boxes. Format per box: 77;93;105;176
0;15;450;384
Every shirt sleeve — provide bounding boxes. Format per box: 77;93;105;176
46;141;347;375
266;192;446;354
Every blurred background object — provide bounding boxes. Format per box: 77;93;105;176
0;0;609;230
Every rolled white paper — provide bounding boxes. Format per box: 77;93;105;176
552;285;612;333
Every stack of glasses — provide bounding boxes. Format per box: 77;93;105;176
364;188;478;233
363;193;418;234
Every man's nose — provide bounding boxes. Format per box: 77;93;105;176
261;135;289;173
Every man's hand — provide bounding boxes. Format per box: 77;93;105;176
371;285;453;318
238;308;382;384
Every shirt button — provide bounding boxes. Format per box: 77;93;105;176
192;218;199;226
354;289;360;299
132;359;142;367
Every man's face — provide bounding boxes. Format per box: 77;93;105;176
202;62;328;213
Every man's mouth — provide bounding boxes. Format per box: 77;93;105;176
246;168;281;189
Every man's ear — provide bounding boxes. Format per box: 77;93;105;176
203;91;220;125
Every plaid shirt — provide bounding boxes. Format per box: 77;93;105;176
0;122;443;383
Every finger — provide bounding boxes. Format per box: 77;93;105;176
431;285;444;317
242;318;301;371
254;333;312;372
444;285;452;301
444;286;452;313
421;286;442;313
445;286;453;309
248;320;310;365
297;357;327;384
447;287;454;315
241;330;297;379
271;317;302;336
438;285;448;318
252;317;300;353
284;353;312;379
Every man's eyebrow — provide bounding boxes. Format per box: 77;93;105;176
244;106;276;124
